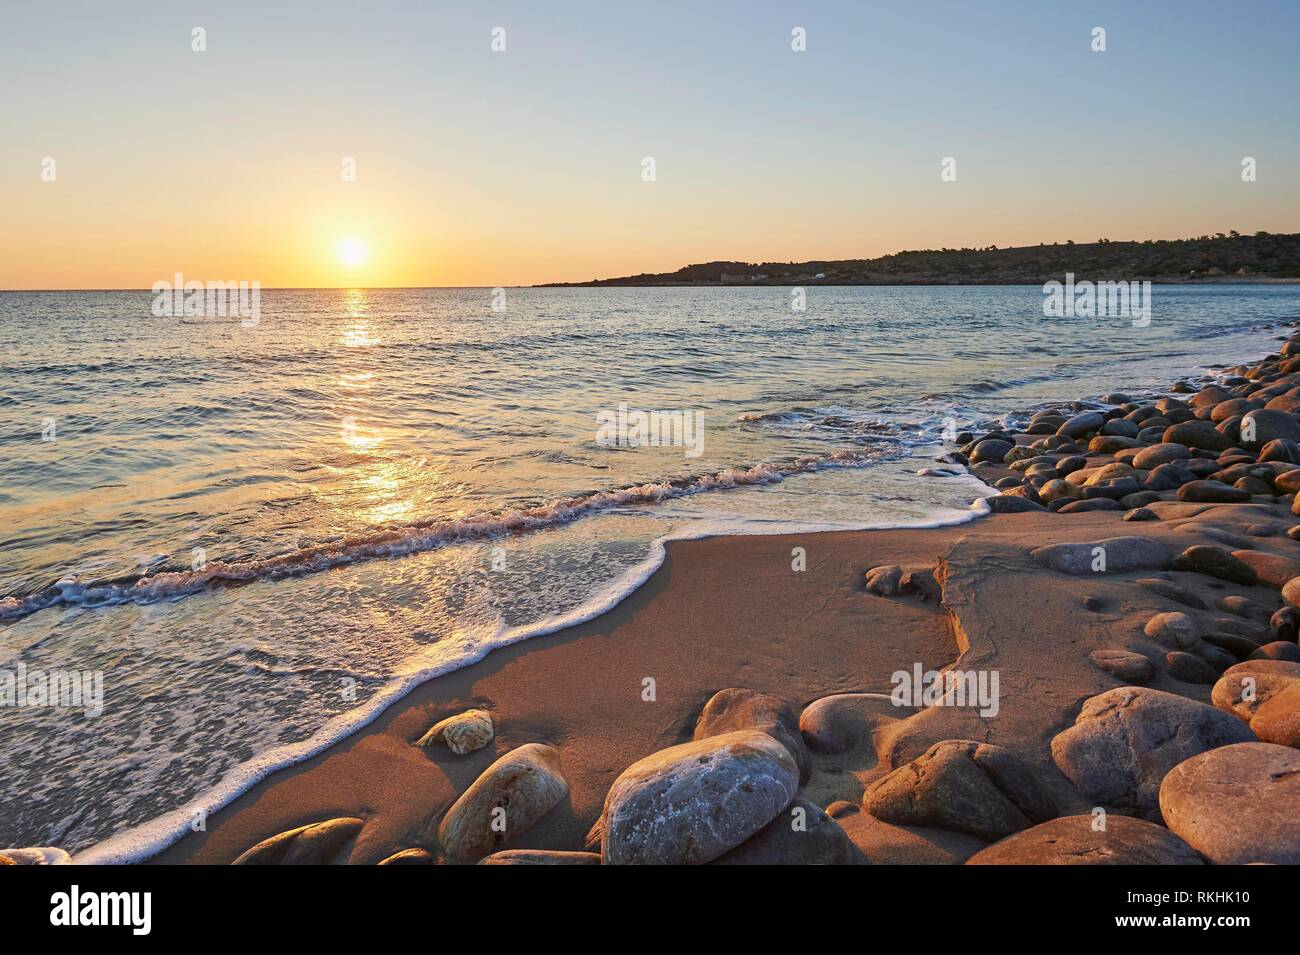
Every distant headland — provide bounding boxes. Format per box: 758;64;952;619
537;232;1300;287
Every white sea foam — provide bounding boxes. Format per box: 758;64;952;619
0;449;892;623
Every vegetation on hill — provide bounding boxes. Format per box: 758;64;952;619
539;232;1300;286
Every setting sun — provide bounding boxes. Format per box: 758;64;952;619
336;237;368;267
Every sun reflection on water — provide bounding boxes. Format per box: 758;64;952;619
340;289;379;348
329;290;423;525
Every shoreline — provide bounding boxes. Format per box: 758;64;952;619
19;335;1300;865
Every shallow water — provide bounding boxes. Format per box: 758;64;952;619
1;284;1297;859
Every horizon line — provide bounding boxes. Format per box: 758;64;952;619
6;231;1295;293
6;281;1298;293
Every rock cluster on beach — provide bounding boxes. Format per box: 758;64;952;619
14;336;1300;866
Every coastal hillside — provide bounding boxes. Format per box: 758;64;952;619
540;232;1300;286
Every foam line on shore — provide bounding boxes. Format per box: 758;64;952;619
1;448;913;623
73;466;994;865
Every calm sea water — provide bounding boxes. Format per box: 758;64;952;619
1;284;1298;859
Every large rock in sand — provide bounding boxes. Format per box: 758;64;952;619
438;743;569;861
415;708;494;755
1220;593;1272;622
1159;742;1300;864
863;564;903;596
1088;648;1155;683
1165;650;1219;684
1144;461;1197;491
1057;411;1105;439
1030;537;1170;575
1211;659;1300;723
985;494;1046;513
970;438;1012;463
1259;438;1300;463
1057;498;1122;513
1050;687;1256;811
1163;420;1234;452
1247;684;1300;748
1176;480;1251;504
590;730;799;865
1282;574;1300;608
862;739;1056;841
712;797;865;865
1171;545;1258;585
694;687;809;780
1251;640;1300;662
1143;611;1201;650
232;817;364;865
798;692;911;753
1271;605;1300;643
1132;442;1190;469
1137;577;1205;609
966;814;1202;865
1230;549;1300;590
1279;469;1300;495
1240;408;1300;449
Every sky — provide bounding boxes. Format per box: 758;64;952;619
1;0;1297;289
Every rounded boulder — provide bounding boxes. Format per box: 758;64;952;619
591;730;799;865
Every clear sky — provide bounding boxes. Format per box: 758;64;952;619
1;0;1297;289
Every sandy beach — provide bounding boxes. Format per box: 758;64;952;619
149;340;1300;865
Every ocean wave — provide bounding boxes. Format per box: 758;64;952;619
0;448;893;622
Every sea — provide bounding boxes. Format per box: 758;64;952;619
2;283;1298;861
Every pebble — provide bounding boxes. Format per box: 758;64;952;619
971;438;1013;463
1143;611;1201;650
1171;545;1258;585
1240;408;1300;449
1217;594;1272;622
1164;421;1235;453
864;564;903;596
1176;480;1251;503
1057;411;1105;439
415;708;495;755
1136;577;1205;609
1057;498;1122;513
1250;641;1300;663
1271;605;1299;641
1165;650;1219;684
984;494;1046;513
1089;648;1155;683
